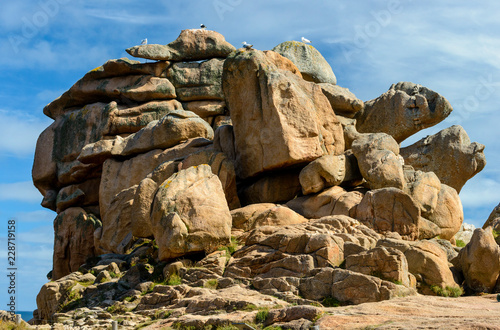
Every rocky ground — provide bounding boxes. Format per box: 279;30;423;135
3;294;500;329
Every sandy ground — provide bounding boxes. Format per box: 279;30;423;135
317;294;500;329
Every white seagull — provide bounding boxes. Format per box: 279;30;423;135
242;41;253;50
141;38;147;45
301;37;311;44
200;24;206;30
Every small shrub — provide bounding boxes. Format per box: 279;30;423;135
255;308;269;323
430;285;463;297
167;273;182;286
204;279;218;290
244;303;258;311
455;239;466;248
322;296;341;307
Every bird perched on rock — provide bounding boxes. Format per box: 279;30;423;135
301;37;311;44
141;38;147;45
242;41;253;50
200;24;206;30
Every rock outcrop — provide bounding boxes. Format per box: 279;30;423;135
31;29;491;326
355;82;453;143
400;125;486;192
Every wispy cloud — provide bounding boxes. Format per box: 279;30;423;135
18;224;54;245
0;109;52;157
13;209;55;223
460;176;500;209
0;181;41;203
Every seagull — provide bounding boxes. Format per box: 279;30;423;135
301;37;311;44
242;41;253;50
200;24;206;30
141;38;147;45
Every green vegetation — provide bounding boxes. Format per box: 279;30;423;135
244;303;258;311
167;273;182;286
455;239;466;248
218;236;240;260
204;279;218;290
255;308;269;323
322;296;341;307
430;285;464;297
106;303;130;314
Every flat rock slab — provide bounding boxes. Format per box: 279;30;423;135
316;294;500;329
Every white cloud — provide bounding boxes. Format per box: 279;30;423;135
460;176;500;209
18;225;54;247
13;209;55;223
0;109;52;157
0;181;42;203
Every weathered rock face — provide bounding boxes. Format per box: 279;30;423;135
351;133;405;190
355;188;420;241
378;239;460;293
299;267;415;304
272;41;337;84
424;184;463;240
238;169;302;205
318;83;364;118
231;203;308;232
299;153;362;195
151;165;232;260
346;246;414;288
222;49;344;179
225;215;379;279
126;29;235;61
401;125;486;193
53;207;100;280
483;202;500;231
455;228;500;293
356;82;453;143
286;186;364;219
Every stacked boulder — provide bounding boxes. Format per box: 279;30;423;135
33;29;491;325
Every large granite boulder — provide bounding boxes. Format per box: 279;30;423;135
346;246;414;288
318;83;364;118
272;40;337;84
356;82;453;143
167;58;224;102
225;215;379;279
299;153;362;195
126;29;235;61
378;239;460;294
222;49;344;179
352;133;405;190
150;165;232;260
299;267;415;304
231;203;309;232
400;125;486;193
286;186;364;219
455;228;500;293
354;188;420;241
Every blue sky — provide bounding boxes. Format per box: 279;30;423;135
0;0;499;311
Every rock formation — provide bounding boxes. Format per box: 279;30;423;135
30;29;493;327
